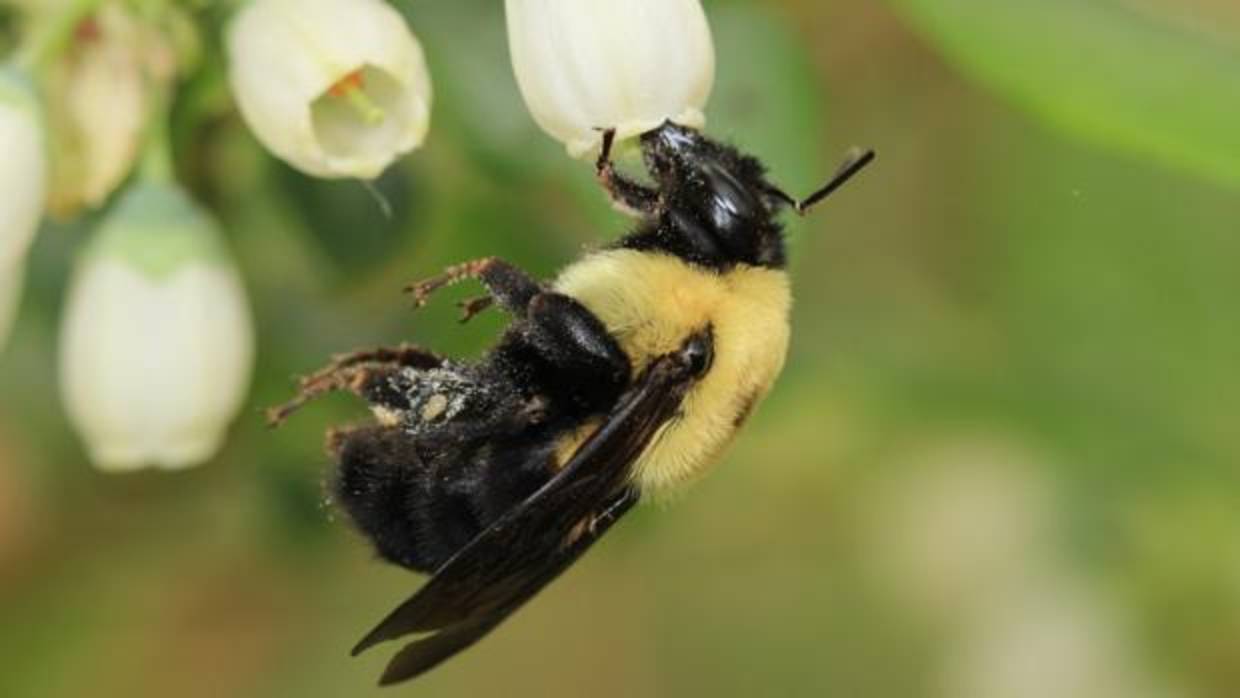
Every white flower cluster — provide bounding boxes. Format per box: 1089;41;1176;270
2;0;715;472
225;0;715;170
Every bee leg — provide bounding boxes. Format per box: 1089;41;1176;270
408;258;630;401
267;345;437;426
316;344;442;374
405;257;542;316
516;292;632;410
266;363;392;427
455;294;494;323
407;259;624;379
596;127;659;216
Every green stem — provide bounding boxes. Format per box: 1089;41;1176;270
139;88;175;184
16;0;106;72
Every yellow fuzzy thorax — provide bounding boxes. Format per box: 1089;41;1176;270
553;249;792;497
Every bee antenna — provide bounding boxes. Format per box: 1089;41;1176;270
765;186;799;209
793;148;875;215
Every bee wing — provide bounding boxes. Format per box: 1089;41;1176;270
351;351;700;685
368;488;638;686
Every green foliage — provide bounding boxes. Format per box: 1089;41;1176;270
0;1;1238;697
887;0;1240;187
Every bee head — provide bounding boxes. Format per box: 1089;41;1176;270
639;121;790;269
635;121;874;271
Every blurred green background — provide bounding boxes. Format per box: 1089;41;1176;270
2;0;1239;696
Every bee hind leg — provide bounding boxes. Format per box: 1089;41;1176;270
455;294;493;323
266;344;441;426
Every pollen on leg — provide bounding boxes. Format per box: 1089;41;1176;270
420;394;449;422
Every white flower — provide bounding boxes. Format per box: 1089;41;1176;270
0;260;23;353
59;182;255;471
226;0;432;179
863;441;1056;618
0;65;46;271
44;3;176;215
942;582;1164;698
505;0;715;157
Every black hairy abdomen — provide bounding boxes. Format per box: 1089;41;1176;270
331;423;561;574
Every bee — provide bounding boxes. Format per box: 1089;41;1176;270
270;121;873;685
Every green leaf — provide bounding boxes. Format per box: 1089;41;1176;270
887;0;1240;187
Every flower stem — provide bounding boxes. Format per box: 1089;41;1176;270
140;88;175;184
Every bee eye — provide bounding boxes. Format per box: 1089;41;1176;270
702;162;757;213
696;162;761;250
670;209;723;259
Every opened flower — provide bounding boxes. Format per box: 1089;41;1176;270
226;0;432;179
505;0;715;157
59;181;255;471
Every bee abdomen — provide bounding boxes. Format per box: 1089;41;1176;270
329;424;557;574
330;425;465;572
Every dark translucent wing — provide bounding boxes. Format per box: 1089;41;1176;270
376;490;636;685
352;351;700;685
378;618;505;686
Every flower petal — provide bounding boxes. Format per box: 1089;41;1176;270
60;185;255;472
0;66;46;270
506;0;714;156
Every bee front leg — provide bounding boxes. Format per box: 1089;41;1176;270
596;128;659;216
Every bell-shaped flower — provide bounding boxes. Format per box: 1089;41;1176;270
59;181;255;472
505;0;715;157
226;0;433;179
43;4;177;216
0;64;46;270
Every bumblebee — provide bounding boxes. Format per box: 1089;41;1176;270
271;121;873;685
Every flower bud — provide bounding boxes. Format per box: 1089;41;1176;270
59;182;255;471
43;3;177;216
505;0;715;157
226;0;433;179
0;65;46;270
